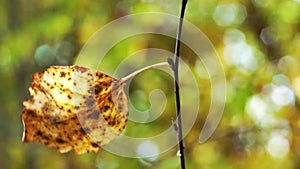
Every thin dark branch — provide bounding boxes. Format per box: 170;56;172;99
173;0;188;169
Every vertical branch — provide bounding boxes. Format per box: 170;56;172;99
173;0;188;169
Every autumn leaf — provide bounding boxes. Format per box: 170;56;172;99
21;65;128;154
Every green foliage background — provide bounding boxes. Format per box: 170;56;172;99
1;0;300;169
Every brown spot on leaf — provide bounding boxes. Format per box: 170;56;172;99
91;142;98;148
94;84;102;95
88;110;100;119
74;65;88;73
85;97;95;107
60;71;66;77
56;138;66;144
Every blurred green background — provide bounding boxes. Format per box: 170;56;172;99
1;0;300;169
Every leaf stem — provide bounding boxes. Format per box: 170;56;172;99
120;62;169;82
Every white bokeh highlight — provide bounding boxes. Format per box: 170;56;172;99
223;29;261;72
136;141;159;161
213;3;247;26
270;85;294;106
266;130;290;158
